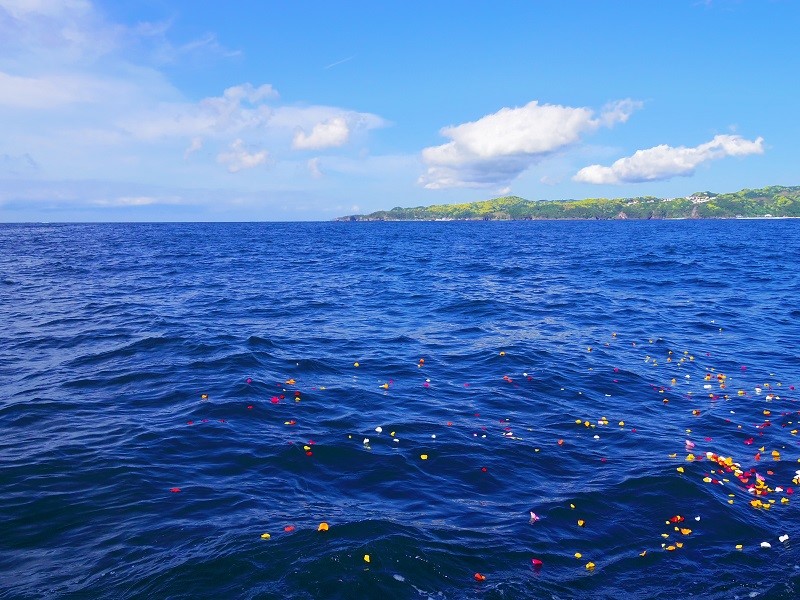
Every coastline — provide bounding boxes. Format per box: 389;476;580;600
336;185;800;222
336;215;800;222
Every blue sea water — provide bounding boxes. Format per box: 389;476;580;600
1;219;799;599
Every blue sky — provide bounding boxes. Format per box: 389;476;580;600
0;0;796;221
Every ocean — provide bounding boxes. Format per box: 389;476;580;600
1;220;799;599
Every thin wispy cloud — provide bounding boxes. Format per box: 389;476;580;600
324;55;355;69
1;152;38;176
308;157;323;179
183;137;203;159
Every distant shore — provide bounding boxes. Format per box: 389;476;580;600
337;185;800;222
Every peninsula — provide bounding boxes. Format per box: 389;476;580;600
337;185;800;221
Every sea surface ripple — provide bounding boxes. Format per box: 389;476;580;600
1;220;800;599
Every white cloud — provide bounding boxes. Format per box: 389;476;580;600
0;0;91;20
599;99;640;127
419;99;640;189
0;71;113;108
293;116;349;150
1;0;239;70
308;157;323;178
270;106;384;132
0;0;117;64
573;134;765;184
151;31;242;64
216;138;268;173
122;83;277;140
183;136;203;158
221;82;278;104
121;85;384;162
0;179;188;210
91;195;159;207
283;109;385;152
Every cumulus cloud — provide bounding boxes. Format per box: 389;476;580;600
293;116;349;150
216;138;268;173
418;99;640;189
573;134;765;184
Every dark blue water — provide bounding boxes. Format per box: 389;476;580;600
1;220;799;599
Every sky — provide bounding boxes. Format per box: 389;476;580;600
0;0;797;222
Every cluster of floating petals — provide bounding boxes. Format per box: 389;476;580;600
173;336;798;583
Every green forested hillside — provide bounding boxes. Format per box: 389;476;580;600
338;186;800;221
